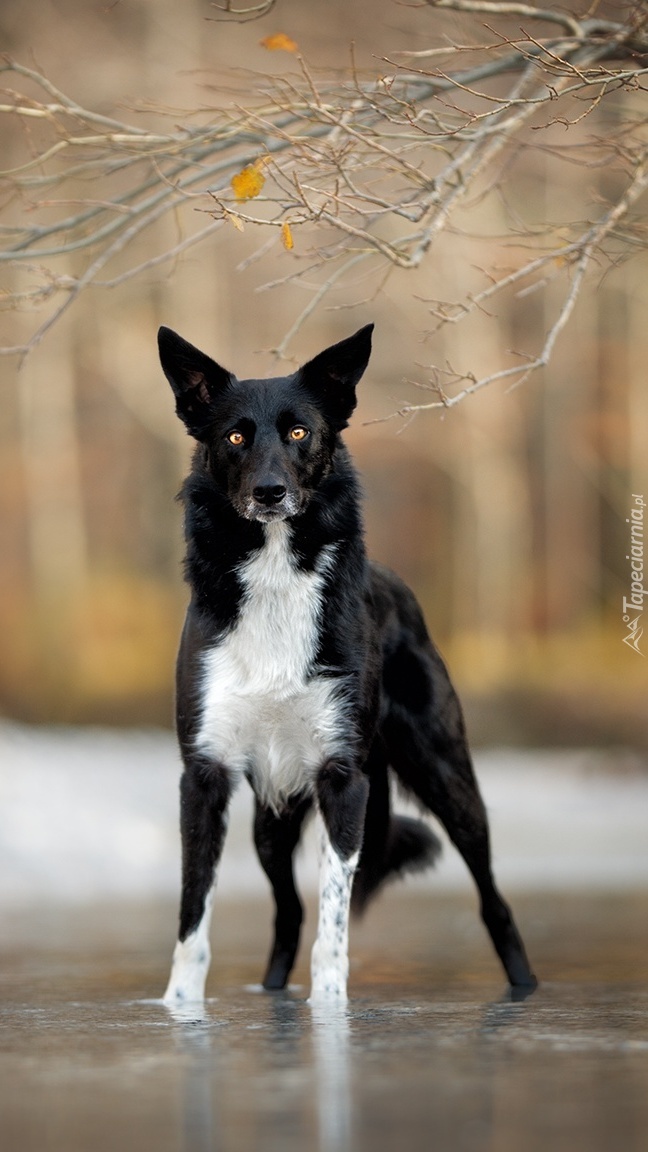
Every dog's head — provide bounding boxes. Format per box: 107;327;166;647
158;324;373;523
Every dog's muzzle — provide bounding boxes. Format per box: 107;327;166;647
244;485;300;522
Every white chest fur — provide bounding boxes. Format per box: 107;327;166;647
196;521;347;811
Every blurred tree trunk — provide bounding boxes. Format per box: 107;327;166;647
17;311;88;704
628;272;648;502
439;239;532;674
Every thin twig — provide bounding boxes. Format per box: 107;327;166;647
1;4;646;378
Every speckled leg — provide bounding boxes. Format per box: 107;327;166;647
310;819;359;1002
310;762;368;1003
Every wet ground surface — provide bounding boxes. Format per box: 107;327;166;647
2;890;647;1152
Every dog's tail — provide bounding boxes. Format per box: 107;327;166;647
351;759;442;916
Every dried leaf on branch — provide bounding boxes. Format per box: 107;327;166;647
260;32;299;52
231;162;267;200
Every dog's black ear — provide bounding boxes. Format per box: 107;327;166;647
158;326;233;439
299;324;374;429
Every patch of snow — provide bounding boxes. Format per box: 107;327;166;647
0;723;646;905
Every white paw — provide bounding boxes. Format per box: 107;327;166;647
162;978;205;1006
309;966;348;1003
163;935;210;1006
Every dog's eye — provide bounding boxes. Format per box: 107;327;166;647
289;426;309;442
226;430;246;446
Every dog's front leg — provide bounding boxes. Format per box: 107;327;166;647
310;762;369;1003
164;760;231;1007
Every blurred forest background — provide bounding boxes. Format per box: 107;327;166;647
0;0;647;750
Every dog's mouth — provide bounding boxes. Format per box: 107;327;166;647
241;494;302;523
247;505;289;524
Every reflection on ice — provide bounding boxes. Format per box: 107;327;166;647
0;897;647;1152
310;1004;352;1152
163;998;210;1025
171;1011;217;1152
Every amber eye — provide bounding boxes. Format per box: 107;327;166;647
289;426;309;442
227;430;245;446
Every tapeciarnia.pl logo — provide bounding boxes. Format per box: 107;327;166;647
622;494;645;656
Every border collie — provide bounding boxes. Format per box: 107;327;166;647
157;323;536;1004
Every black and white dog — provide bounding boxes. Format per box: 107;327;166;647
157;322;536;1005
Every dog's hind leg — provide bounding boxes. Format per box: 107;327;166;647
351;739;442;915
254;795;311;990
430;755;536;990
164;758;231;1006
383;647;536;990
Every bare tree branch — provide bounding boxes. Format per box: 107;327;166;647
207;0;277;21
427;1;583;38
365;155;648;422
1;1;647;407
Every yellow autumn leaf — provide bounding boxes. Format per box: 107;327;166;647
231;164;265;201
260;32;298;53
281;222;294;251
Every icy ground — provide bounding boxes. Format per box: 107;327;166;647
0;722;647;906
1;724;648;1152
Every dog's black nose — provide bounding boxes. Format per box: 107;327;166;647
253;484;287;506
